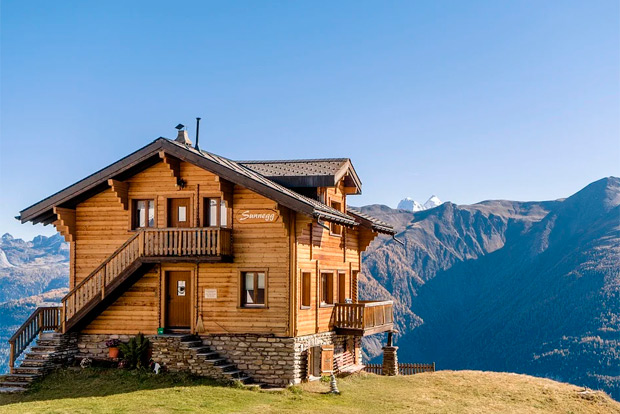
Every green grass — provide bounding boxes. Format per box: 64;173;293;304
0;368;618;414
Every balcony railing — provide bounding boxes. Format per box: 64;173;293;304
333;300;394;336
142;227;232;258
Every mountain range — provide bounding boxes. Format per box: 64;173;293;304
359;176;619;400
0;233;69;372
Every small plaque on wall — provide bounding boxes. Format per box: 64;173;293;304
204;288;217;299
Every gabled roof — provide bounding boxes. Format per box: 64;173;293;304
20;139;390;232
347;208;396;235
239;158;361;192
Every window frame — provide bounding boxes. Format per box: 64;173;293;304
320;271;335;307
301;271;311;309
329;199;343;237
239;269;268;309
338;271;347;303
202;197;230;228
131;198;156;230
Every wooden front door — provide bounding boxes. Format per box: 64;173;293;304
165;271;192;328
168;198;191;228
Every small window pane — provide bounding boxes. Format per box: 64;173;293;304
137;200;146;227
257;273;265;289
220;200;228;227
244;273;254;304
148;201;155;227
209;199;218;226
178;206;187;222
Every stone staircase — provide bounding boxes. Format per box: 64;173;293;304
151;334;264;389
0;332;73;394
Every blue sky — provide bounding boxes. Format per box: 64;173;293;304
1;1;618;240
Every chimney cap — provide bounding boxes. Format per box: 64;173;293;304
175;124;185;130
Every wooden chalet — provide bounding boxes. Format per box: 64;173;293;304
8;129;396;388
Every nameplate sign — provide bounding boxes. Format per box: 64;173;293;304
234;209;279;224
204;288;217;299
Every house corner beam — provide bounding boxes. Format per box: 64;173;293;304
159;150;181;188
107;179;129;210
52;207;76;242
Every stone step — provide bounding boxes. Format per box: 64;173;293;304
214;364;235;371
30;345;58;353
190;346;211;353
39;332;63;339
13;366;45;375
222;369;243;377
24;351;53;361
181;340;202;348
3;374;38;383
36;341;62;347
0;381;30;388
196;351;218;359
20;359;49;367
204;357;226;365
0;386;27;394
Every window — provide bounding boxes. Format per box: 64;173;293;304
133;200;155;229
241;271;266;307
301;272;311;308
204;198;228;227
329;200;343;236
338;271;346;303
320;271;334;305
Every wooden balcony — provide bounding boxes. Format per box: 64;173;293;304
333;300;394;336
141;227;233;262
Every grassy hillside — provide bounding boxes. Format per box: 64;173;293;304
0;369;618;414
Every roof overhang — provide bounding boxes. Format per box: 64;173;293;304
19;138;361;228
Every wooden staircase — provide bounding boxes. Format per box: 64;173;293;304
62;227;232;333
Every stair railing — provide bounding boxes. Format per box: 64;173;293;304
8;307;61;373
62;231;143;326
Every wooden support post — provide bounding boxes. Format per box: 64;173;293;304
8;341;15;374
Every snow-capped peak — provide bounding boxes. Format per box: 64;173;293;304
397;198;425;212
397;195;444;212
423;195;442;210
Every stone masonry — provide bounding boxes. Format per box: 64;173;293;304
75;332;359;387
381;345;398;376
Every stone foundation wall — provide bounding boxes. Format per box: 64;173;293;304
75;332;359;387
76;334;133;360
200;334;297;387
201;332;358;386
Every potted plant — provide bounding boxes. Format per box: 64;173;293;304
106;339;121;359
